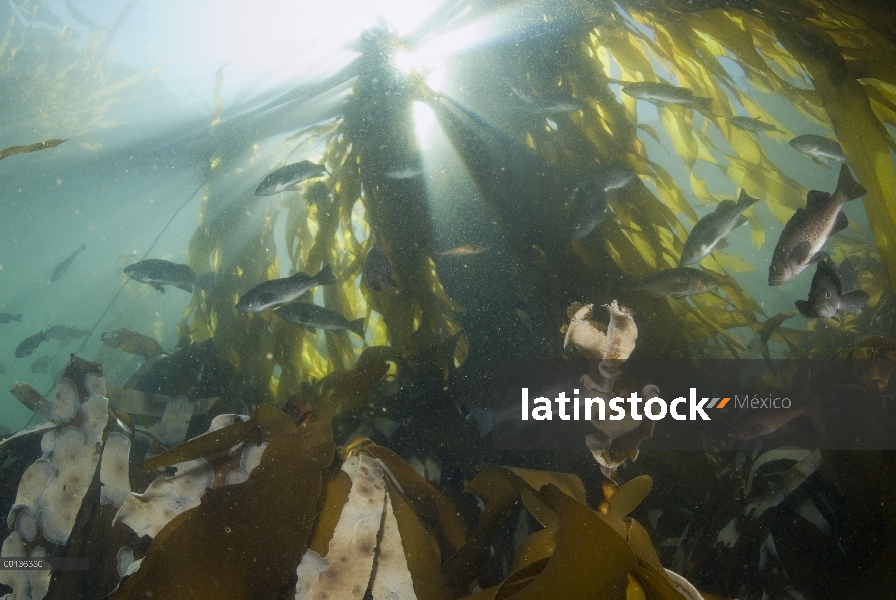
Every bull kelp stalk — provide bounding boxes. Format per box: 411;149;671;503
340;29;463;355
182;32;463;408
183;66;282;406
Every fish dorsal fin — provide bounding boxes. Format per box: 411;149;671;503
818;258;842;295
736;189;760;209
832;211;849;234
806;190;831;209
839;257;855;291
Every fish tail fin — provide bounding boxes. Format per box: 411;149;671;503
695;97;714;112
13;314;22;322
348;318;366;338
314;264;337;286
839;290;870;314
836;164;868;201
736;189;760;210
795;300;815;318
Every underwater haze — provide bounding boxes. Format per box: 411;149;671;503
0;0;895;599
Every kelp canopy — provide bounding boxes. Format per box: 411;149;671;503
179;0;895;406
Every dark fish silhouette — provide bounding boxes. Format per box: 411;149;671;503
124;259;197;293
769;164;866;285
304;181;331;205
50;243;86;282
275;302;365;337
30;355;57;373
620;81;713;111
680;190;759;265
0;313;23;324
504;79;585;114
364;245;392;292
635;267;719;297
438;243;488;257
255;161;327;196
15;331;49;358
101;328;165;360
789;134;846;167
46;325;90;340
730;404;810;440
730;116;780;133
567;161;639;240
795;258;869;319
236;265;336;313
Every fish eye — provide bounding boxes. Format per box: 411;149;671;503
769;266;776;274
573;222;581;230
824;290;831;298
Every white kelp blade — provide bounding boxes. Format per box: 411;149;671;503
302;455;386;600
99;432;132;507
295;549;327;600
746;447;813;495
745;448;823;518
371;491;417;600
112;459;213;538
147;396;196;447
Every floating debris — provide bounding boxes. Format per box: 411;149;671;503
0;138;66;161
